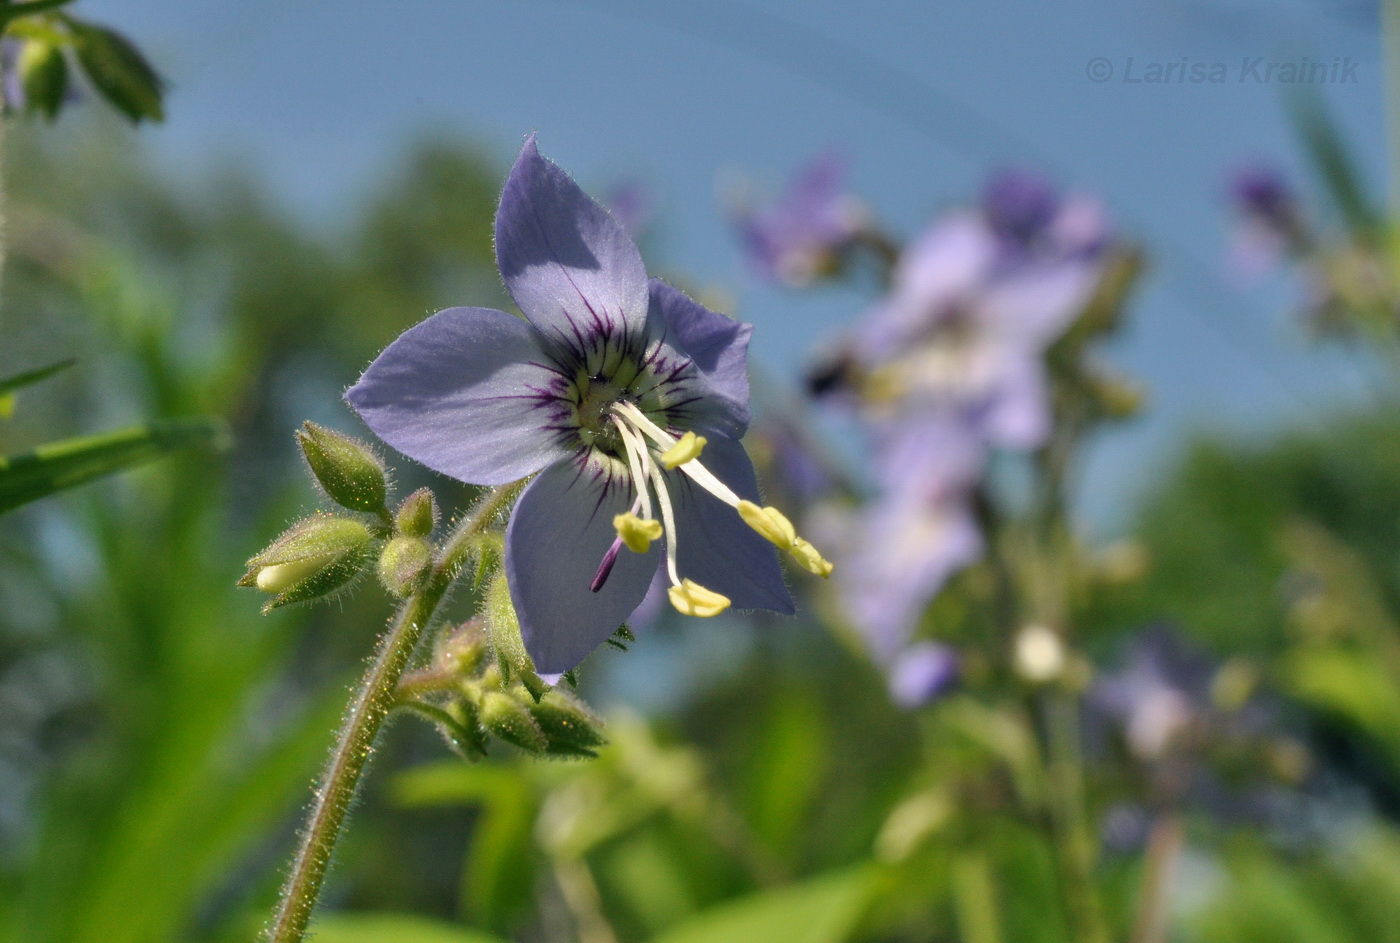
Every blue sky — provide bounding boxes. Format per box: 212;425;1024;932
83;0;1388;526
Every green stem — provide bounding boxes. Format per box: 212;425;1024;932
1131;813;1184;943
1044;691;1110;943
264;482;522;943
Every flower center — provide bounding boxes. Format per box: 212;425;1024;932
587;401;834;617
575;376;627;453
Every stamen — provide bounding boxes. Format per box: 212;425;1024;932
612;402;741;506
644;451;683;587
668;578;731;617
610;401;835;588
737;501;797;549
614;511;662;553
659;431;706;469
610;415;654;521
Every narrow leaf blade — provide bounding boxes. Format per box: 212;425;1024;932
0;418;225;514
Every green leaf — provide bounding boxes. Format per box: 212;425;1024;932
394;763;541;930
65;18;164;123
0;357;75;417
0;417;224;514
1288;88;1380;236
650;866;875;943
0;0;77;30
305;914;503;943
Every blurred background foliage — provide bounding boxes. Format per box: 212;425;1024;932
7;25;1400;943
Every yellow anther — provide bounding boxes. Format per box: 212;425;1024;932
790;537;834;578
255;554;333;594
667;579;731;617
613;512;663;553
659;430;707;469
736;500;796;550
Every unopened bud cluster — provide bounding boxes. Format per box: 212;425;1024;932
241;422;447;609
408;621;607;760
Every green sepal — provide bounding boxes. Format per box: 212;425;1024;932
479;689;546;754
257;543;372;612
435;620;488;678
65;17;164;122
530;689;606;758
606;623;636;651
296;421;388;514
376;535;431;598
240;515;374;611
484;571;538;687
244;515;374;571
18;39;68;120
395;487;438;537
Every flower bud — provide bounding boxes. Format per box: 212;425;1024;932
18;40;69;120
395;487;439;537
240;516;373;611
296;421;387;513
444;698;488;760
435;620;487;678
1014;624;1065;683
479;689;546;753
377;536;432;598
530;689;607;757
485;572;536;684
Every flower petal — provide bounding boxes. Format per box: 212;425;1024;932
505;459;660;674
347;306;568;485
648;278;752;433
667;437;794;614
840;495;982;662
496;135;649;343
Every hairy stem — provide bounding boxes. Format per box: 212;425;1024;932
265;483;522;943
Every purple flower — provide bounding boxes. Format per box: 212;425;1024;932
1226;164;1305;276
854;206;1107;451
888;641;961;708
349;136;833;673
736;150;865;287
1;38;25;112
838;417;984;660
605;179;654;239
1089;625;1217;761
982;169;1061;245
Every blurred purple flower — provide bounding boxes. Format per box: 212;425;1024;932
606;179;654;238
349;135;792;673
1099;802;1152;854
982;169;1061;245
838;417;984;660
1226;164;1305;277
1;38;25;112
1090;625;1216;761
888;641;961;708
852;177;1109;452
736;150;865;287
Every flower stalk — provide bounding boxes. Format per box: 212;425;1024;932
264;482;522;943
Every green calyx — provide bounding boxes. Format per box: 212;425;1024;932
479;689;547;754
296;421;388;514
394;487;438;537
239;515;374;611
377;535;432;598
